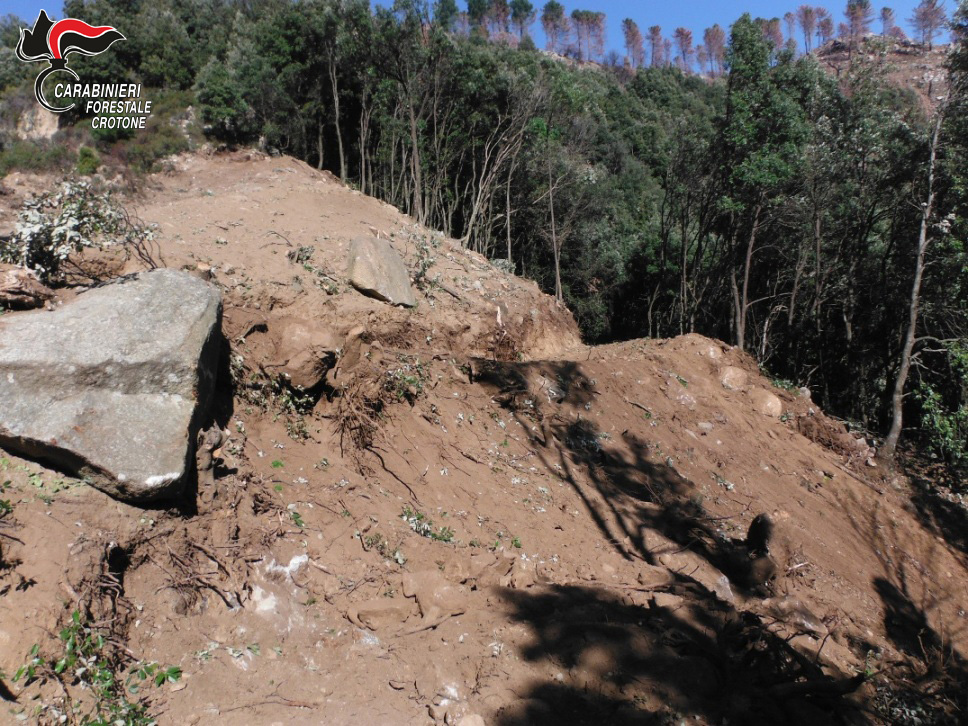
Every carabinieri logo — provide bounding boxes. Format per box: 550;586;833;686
16;9;125;113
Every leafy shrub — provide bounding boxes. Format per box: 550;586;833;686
916;342;968;471
0;140;72;177
76;145;100;175
194;58;254;143
122;121;190;173
0;181;155;283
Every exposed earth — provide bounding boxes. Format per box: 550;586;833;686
0;151;966;725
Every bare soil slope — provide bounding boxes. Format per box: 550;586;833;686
0;152;966;726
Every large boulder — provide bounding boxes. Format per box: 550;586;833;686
0;269;221;502
346;236;417;307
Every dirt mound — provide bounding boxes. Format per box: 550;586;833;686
1;152;966;725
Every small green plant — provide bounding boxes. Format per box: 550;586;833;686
363;532;406;563
511;537;522;549
286;246;315;264
401;507;455;543
758;364;798;393
384;355;429;403
271;459;284;469
14;610;181;725
290;511;305;528
409;231;441;290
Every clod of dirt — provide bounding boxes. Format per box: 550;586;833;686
400;570;467;633
0;264;54;309
262;316;340;389
348;597;416;631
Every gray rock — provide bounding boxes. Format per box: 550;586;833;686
0;269;221;501
346;236;417;307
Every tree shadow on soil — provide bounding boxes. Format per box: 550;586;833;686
473;358;770;585
870;576;968;722
837;485;968;723
472;358;865;724
495;578;861;725
903;461;968;570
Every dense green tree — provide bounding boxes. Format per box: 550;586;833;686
434;0;459;29
510;0;535;39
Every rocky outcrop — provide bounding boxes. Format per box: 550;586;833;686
346;236;417;307
0;269;222;502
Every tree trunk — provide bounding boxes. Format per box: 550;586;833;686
737;204;762;351
505;153;519;264
328;60;346;182
549;157;561;301
406;96;425;224
879;112;943;462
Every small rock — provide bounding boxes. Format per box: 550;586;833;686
664;382;697;409
750;389;783;417
720;366;748;390
698;421;714;433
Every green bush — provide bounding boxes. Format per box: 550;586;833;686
0;140;72;177
76;145;100;175
916;342;968;471
122;120;190;173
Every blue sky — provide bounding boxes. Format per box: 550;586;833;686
4;1;947;53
